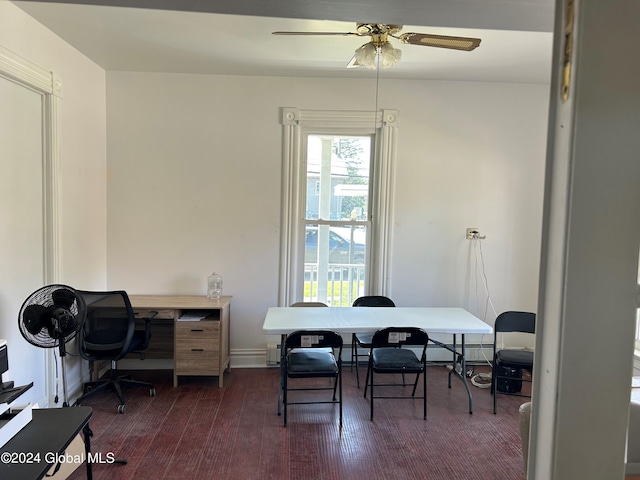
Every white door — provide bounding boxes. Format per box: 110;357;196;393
0;76;47;405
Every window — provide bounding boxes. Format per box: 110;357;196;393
279;108;398;307
304;135;370;305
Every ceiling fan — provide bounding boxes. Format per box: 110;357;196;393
273;23;481;69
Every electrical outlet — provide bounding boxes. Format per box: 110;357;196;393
466;228;479;240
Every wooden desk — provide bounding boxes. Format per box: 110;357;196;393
0;406;93;480
263;306;492;413
129;295;232;388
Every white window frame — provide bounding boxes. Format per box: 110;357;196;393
278;107;398;306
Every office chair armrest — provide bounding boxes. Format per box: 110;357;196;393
139;310;159;320
136;310;158;349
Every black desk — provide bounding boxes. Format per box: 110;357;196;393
0;406;92;480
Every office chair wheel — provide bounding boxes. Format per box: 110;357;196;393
117;404;126;414
149;388;156;397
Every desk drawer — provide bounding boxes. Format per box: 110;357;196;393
175;322;219;344
175;321;220;375
175;349;220;374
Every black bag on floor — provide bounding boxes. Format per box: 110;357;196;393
495;365;522;393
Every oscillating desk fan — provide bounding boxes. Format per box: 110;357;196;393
17;284;86;407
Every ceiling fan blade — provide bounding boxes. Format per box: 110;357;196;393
395;33;481;51
346;55;361;68
272;31;362;37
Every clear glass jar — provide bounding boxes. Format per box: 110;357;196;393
207;272;223;299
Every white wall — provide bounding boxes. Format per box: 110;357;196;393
0;2;107;403
106;71;548;361
0;0;547;382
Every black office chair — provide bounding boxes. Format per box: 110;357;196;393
364;327;429;420
491;311;536;414
75;290;157;414
351;295;396;388
281;330;343;427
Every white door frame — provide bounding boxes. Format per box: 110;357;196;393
530;1;640;478
0;44;63;407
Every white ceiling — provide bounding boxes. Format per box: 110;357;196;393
13;1;555;83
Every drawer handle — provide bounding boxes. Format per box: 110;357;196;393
191;348;204;352
190;329;204;332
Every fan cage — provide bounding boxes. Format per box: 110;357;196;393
18;284;86;349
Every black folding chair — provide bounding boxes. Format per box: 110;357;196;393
281;330;343;426
364;327;429;420
491;311;535;414
351;296;396;388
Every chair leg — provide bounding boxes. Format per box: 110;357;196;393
369;368;374;421
76;358;155;409
74;379;111;405
363;360;372;398
354;340;361;388
277;358;284;416
283;371;288;426
113;381;126;406
350;334;356;372
423;362;427;420
411;372;420;396
492;362;498;414
118;377;154;391
338;369;343;427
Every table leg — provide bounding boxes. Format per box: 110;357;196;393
460;334;473;413
446;334;474;413
277;334;286;416
82;423;93;480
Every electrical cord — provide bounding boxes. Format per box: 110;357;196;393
474;237;498;320
471;372;492;389
53;349;59;404
472;236;498;367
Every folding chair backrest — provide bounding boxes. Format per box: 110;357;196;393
371;327;429;348
353;296;396;307
285;330;343;350
494;311;536;334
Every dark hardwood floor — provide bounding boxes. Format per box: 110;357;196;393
69;365;528;480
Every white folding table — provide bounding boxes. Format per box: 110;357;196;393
263;306;493;414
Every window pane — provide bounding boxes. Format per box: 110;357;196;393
304;224;367;265
304;223;368;307
305;135;370;221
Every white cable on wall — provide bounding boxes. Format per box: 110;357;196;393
471;235;498;367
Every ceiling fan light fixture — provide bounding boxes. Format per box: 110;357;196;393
351;42;402;69
352;42;378;69
379;42;402;68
